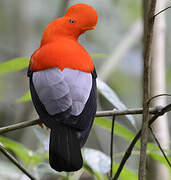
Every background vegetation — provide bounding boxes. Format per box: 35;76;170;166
0;0;171;179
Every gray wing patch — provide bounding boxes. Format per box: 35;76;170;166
32;68;72;115
33;67;92;116
63;68;92;116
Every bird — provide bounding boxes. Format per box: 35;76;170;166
27;3;98;172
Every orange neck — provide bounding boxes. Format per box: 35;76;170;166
30;38;94;73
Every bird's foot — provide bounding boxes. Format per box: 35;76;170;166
39;123;50;131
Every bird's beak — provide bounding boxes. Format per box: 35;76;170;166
87;26;95;30
82;26;96;31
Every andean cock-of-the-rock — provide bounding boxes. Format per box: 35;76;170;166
28;3;98;172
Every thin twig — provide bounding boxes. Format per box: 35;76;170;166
0;119;41;134
113;103;171;180
0;107;163;135
96;107;161;117
110;115;116;179
153;6;171;19
149;126;171;168
0;144;36;180
0;104;170;180
147;93;171;105
113;131;141;180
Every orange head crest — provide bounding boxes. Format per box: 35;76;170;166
65;3;98;31
41;3;98;45
30;3;98;73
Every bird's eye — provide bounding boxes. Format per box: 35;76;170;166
69;19;75;24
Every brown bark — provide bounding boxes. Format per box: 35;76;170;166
139;0;157;179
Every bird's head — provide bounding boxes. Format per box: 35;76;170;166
41;3;98;46
65;3;98;32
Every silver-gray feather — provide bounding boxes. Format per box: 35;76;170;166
32;68;92;116
33;68;72;115
63;68;92;115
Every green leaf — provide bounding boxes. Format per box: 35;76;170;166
150;152;171;171
97;79;136;128
147;142;161;152
0;136;47;166
94;117;162;154
0;54;104;77
17;90;31;102
94;117;139;146
113;163;138;180
83;147;137;180
0;57;29;76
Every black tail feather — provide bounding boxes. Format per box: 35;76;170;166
49;124;83;172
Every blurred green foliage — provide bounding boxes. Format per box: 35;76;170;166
0;57;29;76
115;0;142;22
0;57;171;179
1;0;171;179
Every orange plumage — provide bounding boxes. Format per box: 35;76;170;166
30;3;98;73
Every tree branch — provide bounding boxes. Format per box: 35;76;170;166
0;107;162;135
0;119;41;134
0;104;171;180
0;144;36;180
113;103;171;180
149;126;171;168
147;93;171;105
110;115;116;179
96;107;161;117
153;6;171;19
139;0;157;179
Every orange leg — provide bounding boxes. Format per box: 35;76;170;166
39;123;50;131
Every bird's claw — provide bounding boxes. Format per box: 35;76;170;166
39;123;50;131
